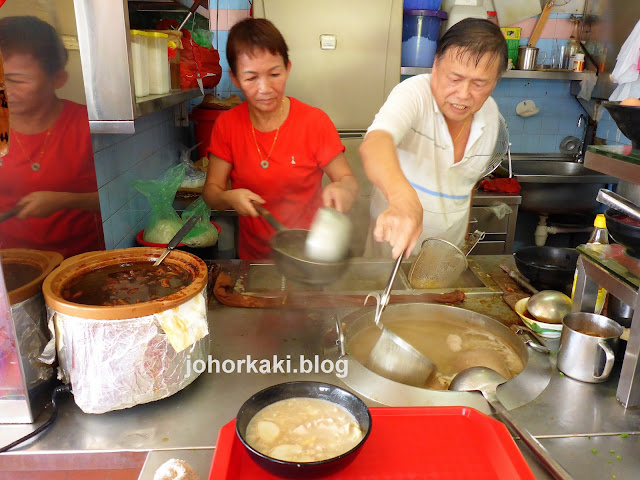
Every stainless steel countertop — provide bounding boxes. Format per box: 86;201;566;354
1;256;638;480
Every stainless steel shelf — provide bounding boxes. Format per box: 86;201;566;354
401;67;594;80
136;88;203;116
89;88;204;134
585;147;640;184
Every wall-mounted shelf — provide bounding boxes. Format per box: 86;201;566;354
401;67;595;80
74;0;209;134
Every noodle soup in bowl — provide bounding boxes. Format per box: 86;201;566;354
235;381;372;478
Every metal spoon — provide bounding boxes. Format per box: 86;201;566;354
449;367;573;480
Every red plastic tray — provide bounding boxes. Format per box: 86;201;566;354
209;406;535;480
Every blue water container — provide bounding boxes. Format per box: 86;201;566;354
404;0;443;9
402;9;448;68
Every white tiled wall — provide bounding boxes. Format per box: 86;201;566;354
92;110;188;249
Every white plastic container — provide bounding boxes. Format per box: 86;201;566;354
444;0;487;31
146;31;170;95
130;30;150;97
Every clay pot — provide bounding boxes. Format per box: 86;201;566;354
42;247;207;319
1;249;64;305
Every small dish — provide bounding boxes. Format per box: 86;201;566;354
514;297;563;339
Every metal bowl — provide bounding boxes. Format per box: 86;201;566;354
235;381;371;478
271;229;351;286
602;101;640;149
514;246;578;291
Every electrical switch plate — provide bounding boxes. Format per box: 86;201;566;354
319;34;337;50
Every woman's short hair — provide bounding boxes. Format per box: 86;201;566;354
435;18;508;74
0;16;68;75
227;18;289;75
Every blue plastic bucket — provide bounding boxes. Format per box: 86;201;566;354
402;9;448;68
404;0;443;9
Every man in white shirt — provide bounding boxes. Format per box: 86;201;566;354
360;18;508;259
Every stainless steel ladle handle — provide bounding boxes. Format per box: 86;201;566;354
484;390;573;480
597;189;640;223
364;249;405;327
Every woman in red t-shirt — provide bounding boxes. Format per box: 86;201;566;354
203;19;359;259
0;16;105;258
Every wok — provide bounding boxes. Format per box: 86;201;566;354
514;246;578;291
254;204;350;286
604;208;640;258
602;101;640;149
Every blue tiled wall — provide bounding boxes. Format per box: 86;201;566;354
492;78;586;153
92;110;188;249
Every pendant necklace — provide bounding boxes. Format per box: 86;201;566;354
1;129;52;171
251;99;285;169
452;116;470;144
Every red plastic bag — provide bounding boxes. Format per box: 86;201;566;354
156;19;222;90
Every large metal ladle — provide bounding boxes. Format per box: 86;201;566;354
449;367;573;480
365;251;436;387
501;264;572;324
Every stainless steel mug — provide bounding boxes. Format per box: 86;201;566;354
517;46;546;70
558;312;623;383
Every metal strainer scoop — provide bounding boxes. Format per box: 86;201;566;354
408;230;485;289
365;252;435;387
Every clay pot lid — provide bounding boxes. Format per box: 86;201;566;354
42;247;208;320
1;249;64;305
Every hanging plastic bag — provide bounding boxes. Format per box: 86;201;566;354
156;19;221;91
181;197;218;247
609;19;640;101
179;143;206;190
132;163;186;244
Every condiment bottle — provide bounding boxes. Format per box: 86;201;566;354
566;19;581;70
572;53;585;72
571;214;608;313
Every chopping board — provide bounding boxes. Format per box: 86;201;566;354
493;0;542;28
490;265;530;314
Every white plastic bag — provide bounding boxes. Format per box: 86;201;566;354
610;20;640;101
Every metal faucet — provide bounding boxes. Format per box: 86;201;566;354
575;114;587;162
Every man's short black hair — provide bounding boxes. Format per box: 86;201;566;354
435;18;508;73
0;16;68;75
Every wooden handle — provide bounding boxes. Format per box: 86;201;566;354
528;0;555;48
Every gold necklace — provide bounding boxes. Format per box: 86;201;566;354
2;129;52;171
251;99;285;169
452;116;470;144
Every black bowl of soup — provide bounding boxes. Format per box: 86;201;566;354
235;381;372;478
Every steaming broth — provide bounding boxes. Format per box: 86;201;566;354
349;316;524;390
246;397;362;462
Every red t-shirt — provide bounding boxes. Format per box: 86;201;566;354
208;97;345;259
0;100;105;258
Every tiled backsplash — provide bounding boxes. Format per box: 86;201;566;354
92;110;188;249
493;78;587;153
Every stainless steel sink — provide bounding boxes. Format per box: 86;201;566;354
503;159;617;213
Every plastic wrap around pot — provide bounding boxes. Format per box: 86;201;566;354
7;293;54;390
42;248;210;414
49;289;209;414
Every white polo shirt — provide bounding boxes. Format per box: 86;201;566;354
364;74;500;257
